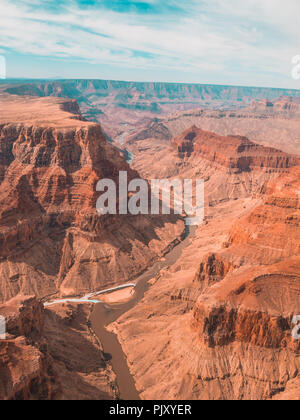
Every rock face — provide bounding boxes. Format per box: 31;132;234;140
0;94;184;302
110;160;300;400
127;96;300;155
130;125;298;213
188;167;300;399
0;296;118;400
193;253;236;292
171;126;299;171
0;296;59;400
251;96;300;114
192;266;300;351
224;166;300;265
42;303;118;400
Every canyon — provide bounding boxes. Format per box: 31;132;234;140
0;81;299;400
0;93;184;303
2;80;300;143
0;92;182;400
110;150;300;401
126;96;300;158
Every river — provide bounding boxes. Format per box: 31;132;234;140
116;131;134;164
90;225;196;400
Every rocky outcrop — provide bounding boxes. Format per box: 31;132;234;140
225;166;300;265
192;265;300;351
0;296;118;400
192;166;300;336
0;296;60;400
171;126;299;171
251;96;300;114
194;253;235;291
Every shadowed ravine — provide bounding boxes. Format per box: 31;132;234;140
90;225;196;400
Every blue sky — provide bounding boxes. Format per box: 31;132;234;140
0;0;300;88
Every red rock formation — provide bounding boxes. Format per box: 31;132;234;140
0;296;60;400
0;296;118;400
171;126;299;171
0;94;184;302
109;162;300;400
189;166;300;397
193;252;236;291
192;260;300;351
127;96;300;156
225;166;300;265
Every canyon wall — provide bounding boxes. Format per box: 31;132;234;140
110;146;300;400
0;296;118;400
171;126;299;171
0;94;184;303
128;97;300;155
0;296;60;400
2;81;300;140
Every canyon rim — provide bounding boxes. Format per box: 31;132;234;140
0;0;300;406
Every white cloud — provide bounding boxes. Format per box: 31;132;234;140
0;0;299;86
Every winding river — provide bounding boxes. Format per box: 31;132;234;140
90;226;196;400
116;131;134;164
90;130;195;400
41;121;196;399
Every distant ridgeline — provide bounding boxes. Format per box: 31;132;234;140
2;79;300;113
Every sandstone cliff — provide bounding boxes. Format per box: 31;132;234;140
171;126;299;171
110;162;300;400
0;296;118;400
130;125;298;212
0;94;184;302
0;296;59;400
126;96;300;155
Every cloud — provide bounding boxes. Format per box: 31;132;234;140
0;0;299;86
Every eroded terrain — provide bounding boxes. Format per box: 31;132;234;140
0;86;299;400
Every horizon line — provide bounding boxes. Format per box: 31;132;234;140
1;77;300;93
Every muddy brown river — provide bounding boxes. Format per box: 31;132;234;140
90;226;196;400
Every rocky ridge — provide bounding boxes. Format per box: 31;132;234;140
2;81;300;140
126;96;300;155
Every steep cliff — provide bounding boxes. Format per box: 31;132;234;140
171;126;299;171
130;125;298;212
0;296;60;400
0;296;118;400
110;164;300;400
127;96;300;155
0;94;184;302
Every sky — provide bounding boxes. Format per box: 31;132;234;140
0;0;300;88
